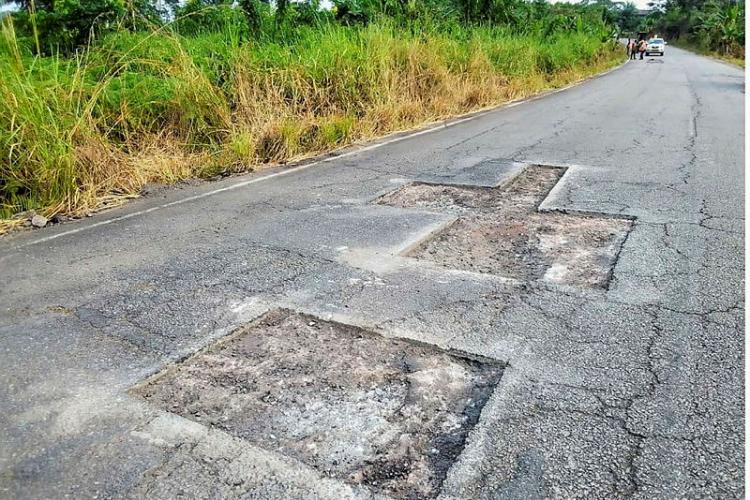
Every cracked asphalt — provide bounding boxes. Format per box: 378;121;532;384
0;47;744;499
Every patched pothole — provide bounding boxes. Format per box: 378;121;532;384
379;166;633;288
132;309;503;498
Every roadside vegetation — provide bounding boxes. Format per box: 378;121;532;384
670;38;744;66
0;0;625;230
643;0;745;63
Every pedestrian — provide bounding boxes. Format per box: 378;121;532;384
628;39;637;60
638;39;647;60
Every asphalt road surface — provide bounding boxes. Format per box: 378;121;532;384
0;47;744;498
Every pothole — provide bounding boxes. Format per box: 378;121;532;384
131;309;503;498
378;166;633;289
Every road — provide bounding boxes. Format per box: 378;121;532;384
0;47;744;498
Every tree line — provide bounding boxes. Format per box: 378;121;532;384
5;0;634;55
644;0;744;56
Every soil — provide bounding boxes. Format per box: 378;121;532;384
378;166;632;289
132;309;503;499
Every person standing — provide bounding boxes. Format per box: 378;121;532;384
628;39;637;60
639;39;647;60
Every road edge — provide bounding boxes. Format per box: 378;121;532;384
4;56;630;251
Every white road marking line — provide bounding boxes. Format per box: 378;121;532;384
9;60;628;250
9;116;487;250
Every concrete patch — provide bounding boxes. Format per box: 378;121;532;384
378;166;633;289
131;309;503;498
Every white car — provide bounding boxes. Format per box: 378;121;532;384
646;38;666;56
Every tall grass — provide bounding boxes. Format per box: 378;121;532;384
0;18;622;228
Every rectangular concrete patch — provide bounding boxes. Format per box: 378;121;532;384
379;166;633;289
131;309;503;498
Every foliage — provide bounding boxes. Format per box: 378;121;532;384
173;0;250;37
696;1;744;55
10;0;169;53
646;0;744;57
616;2;640;33
0;0;624;224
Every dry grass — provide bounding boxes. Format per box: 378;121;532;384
0;22;623;233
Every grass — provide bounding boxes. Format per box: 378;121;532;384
0;19;623;232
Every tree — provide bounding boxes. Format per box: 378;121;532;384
645;0;744;56
15;0;127;52
237;0;265;32
11;0;169;53
698;1;744;53
617;2;639;32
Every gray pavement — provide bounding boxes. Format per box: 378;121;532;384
0;47;744;498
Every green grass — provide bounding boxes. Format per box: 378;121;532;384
0;19;623;228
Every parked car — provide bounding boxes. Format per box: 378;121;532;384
646;38;666;56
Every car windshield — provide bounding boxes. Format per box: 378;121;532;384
650;39;664;44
